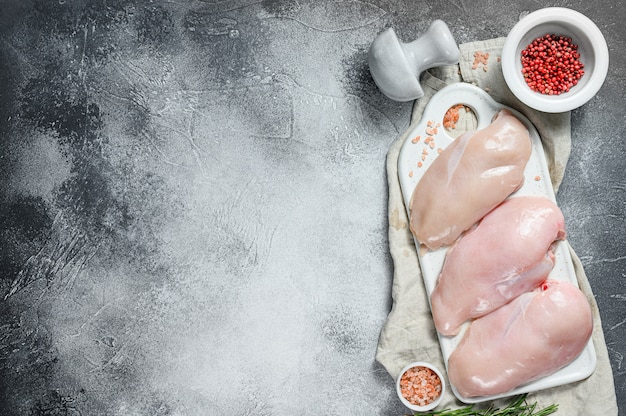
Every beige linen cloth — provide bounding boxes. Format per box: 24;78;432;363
376;38;619;414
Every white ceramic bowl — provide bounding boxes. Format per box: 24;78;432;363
502;7;609;113
396;361;445;412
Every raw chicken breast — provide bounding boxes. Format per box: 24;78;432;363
409;109;531;250
431;196;566;336
447;280;593;398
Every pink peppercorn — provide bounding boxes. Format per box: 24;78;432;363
520;34;585;95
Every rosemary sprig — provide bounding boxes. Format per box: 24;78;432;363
410;394;558;416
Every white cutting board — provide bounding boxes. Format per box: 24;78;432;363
397;82;597;404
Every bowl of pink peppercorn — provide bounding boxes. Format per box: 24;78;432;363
502;7;609;113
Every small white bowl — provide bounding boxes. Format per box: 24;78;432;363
396;361;445;412
502;7;609;113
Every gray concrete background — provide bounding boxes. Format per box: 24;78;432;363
0;1;623;415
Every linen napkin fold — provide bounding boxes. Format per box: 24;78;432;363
376;38;618;414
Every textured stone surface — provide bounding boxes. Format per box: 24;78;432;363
0;1;623;414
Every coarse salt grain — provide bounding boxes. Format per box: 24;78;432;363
399;365;442;407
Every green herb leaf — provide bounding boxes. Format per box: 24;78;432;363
410;394;558;416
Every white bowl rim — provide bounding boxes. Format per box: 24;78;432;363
396;361;446;411
502;7;609;113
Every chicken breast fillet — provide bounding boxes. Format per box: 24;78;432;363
431;196;566;336
409;109;532;250
447;280;593;398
